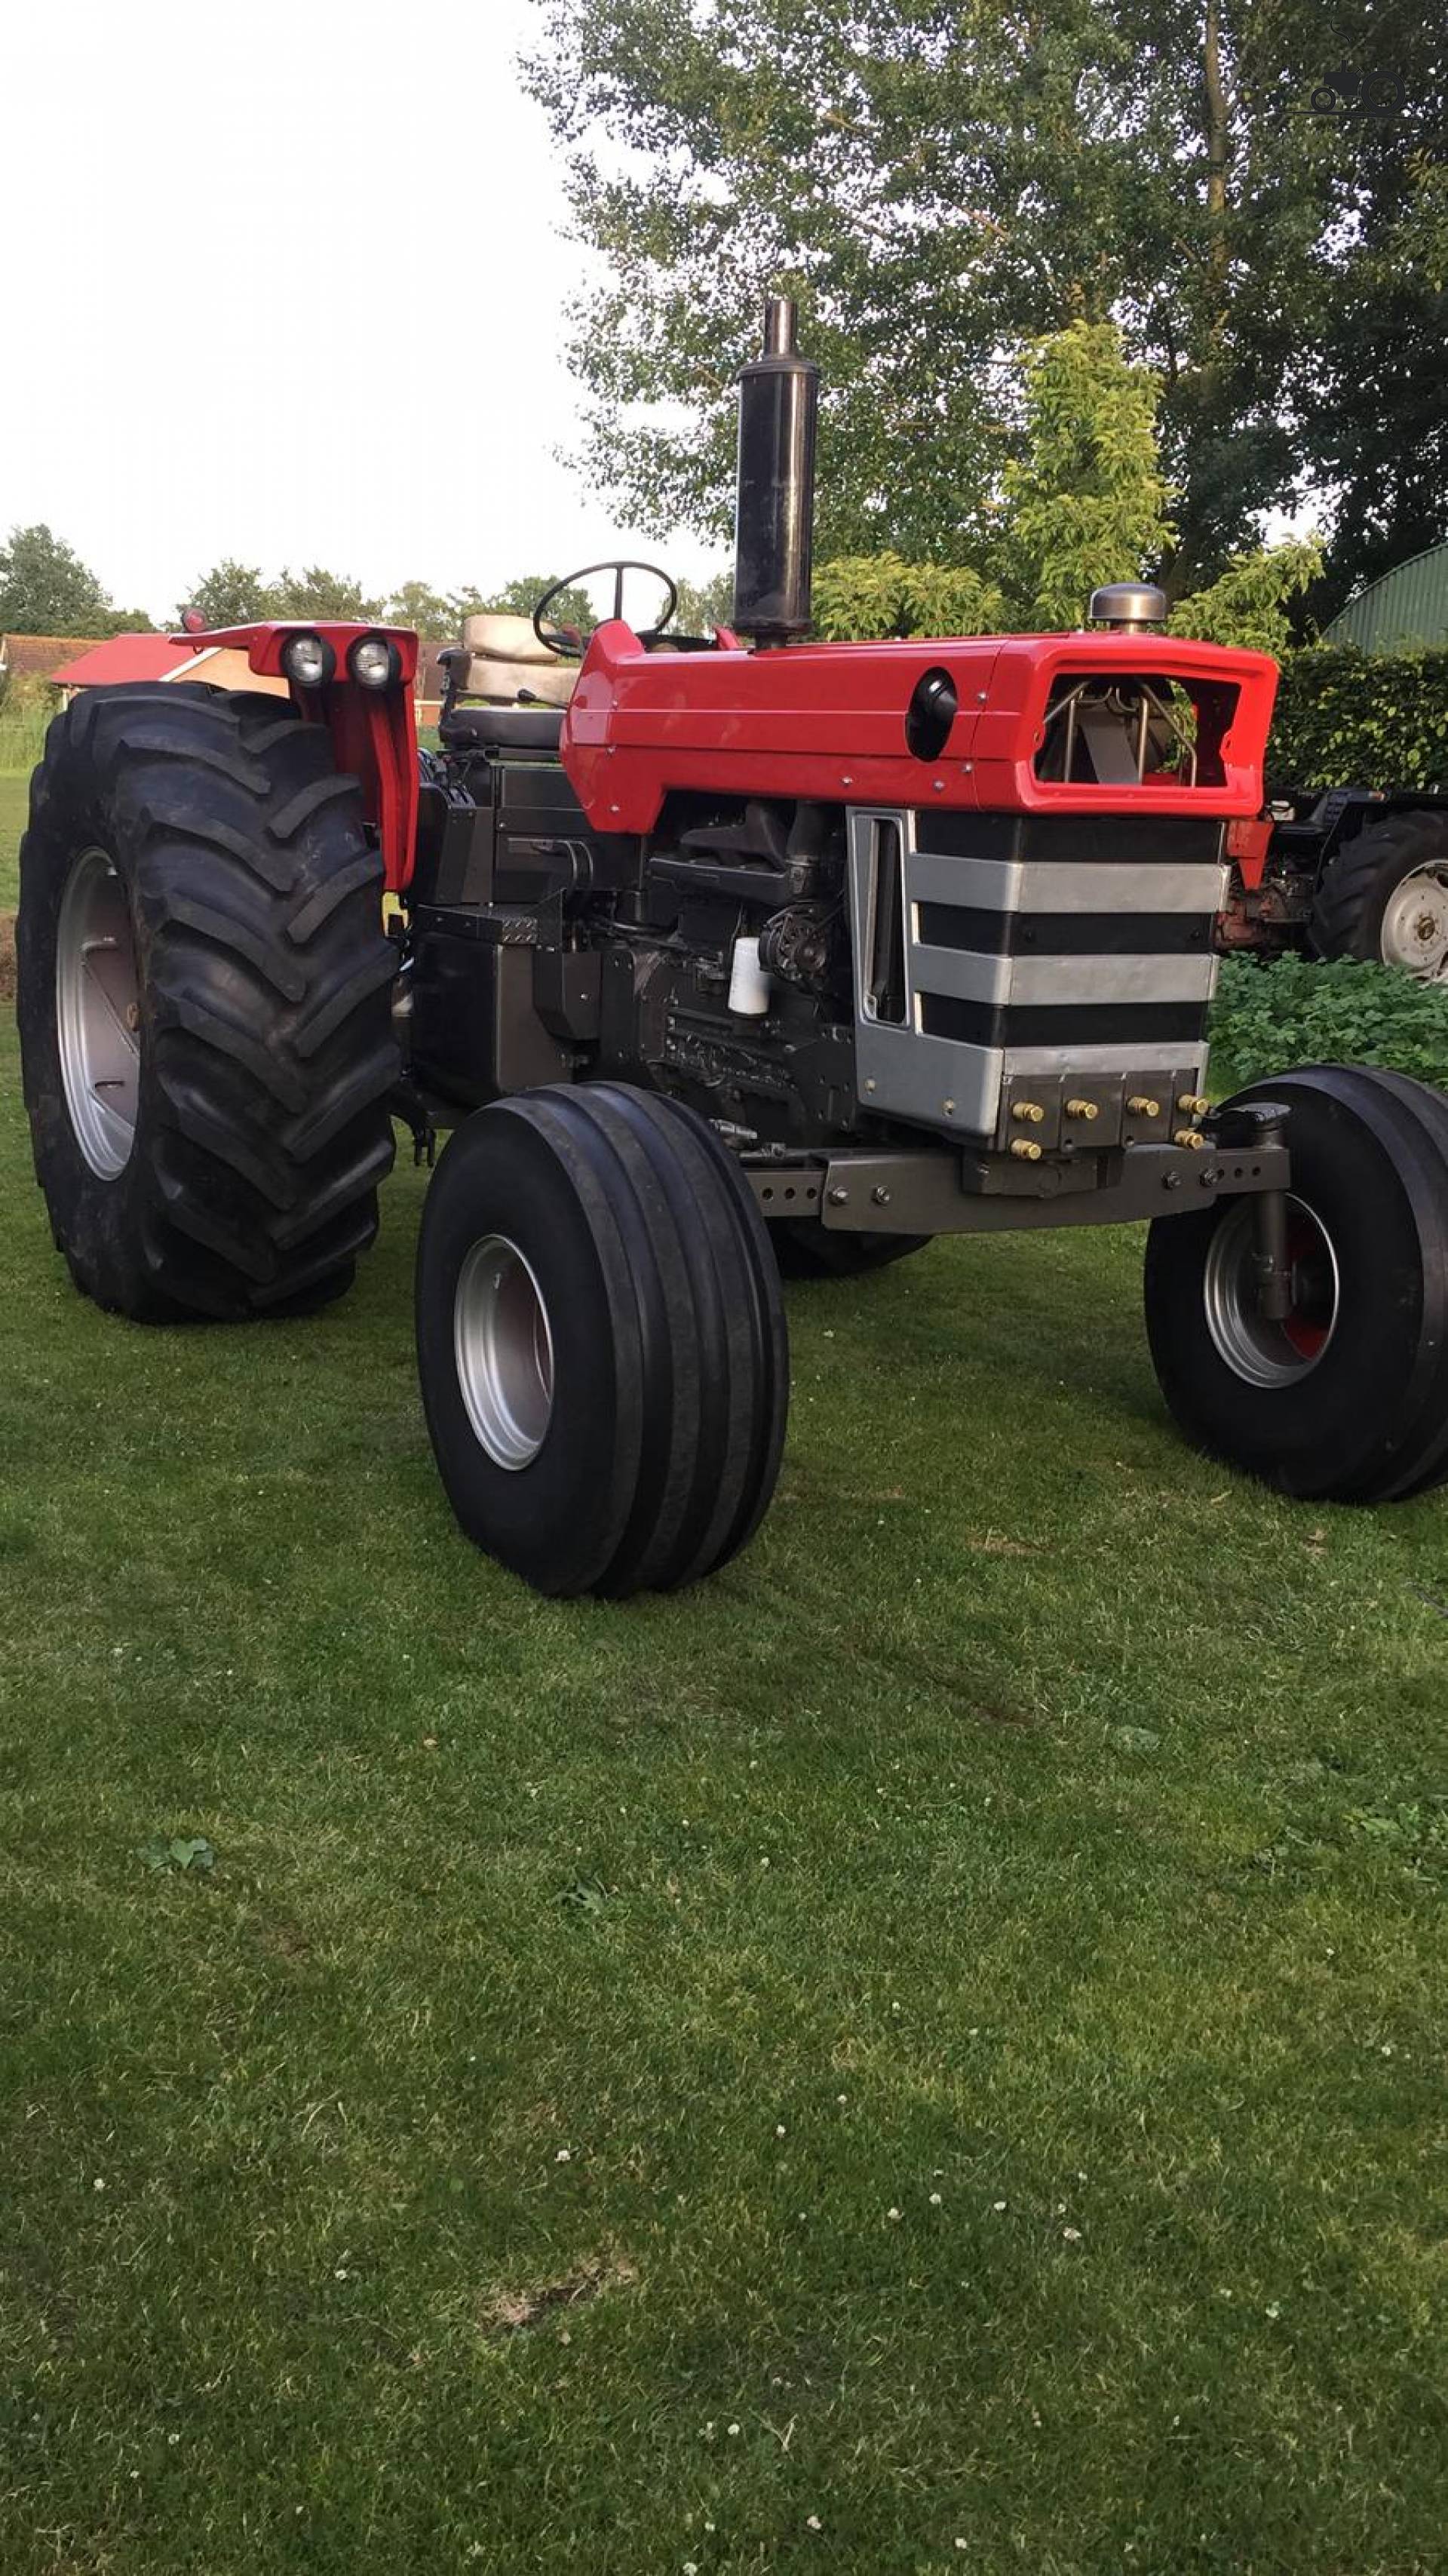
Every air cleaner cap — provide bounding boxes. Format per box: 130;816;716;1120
1086;582;1167;631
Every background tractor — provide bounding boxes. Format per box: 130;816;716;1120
16;299;1448;1595
1219;787;1448;981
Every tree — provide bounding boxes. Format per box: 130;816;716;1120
181;561;279;628
1169;536;1324;655
524;0;1448;606
669;567;736;632
0;523;115;636
385;580;458;634
480;574;606;630
999;322;1173;630
274;566;384;622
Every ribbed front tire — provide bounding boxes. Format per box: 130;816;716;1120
17;684;399;1320
415;1084;790;1595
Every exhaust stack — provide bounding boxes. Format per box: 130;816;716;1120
732;295;818;646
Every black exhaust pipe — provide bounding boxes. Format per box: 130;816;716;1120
732;294;818;646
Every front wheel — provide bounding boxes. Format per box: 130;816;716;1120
1144;1067;1448;1503
415;1084;789;1596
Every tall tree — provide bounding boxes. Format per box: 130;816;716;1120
0;523;115;636
181;561;279;627
525;0;1448;606
274;566;384;622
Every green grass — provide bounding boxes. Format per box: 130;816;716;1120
1;1024;1445;2574
1;769;30;912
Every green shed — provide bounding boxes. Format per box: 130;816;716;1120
1325;542;1448;652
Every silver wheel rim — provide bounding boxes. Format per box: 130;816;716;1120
56;846;141;1179
1204;1194;1341;1389
453;1233;555;1469
1379;863;1448;980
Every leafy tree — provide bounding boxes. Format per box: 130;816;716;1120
480;574;610;631
385;580;458;634
180;561;279;628
525;0;1448;605
274;566;384;622
999;323;1173;631
814;552;1005;641
0;523;115;636
668;567;736;632
1169;536;1324;655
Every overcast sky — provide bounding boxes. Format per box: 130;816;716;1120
6;0;721;623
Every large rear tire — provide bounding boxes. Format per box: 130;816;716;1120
415;1083;789;1595
1143;1067;1448;1503
1310;809;1448;979
16;685;399;1320
772;1222;931;1279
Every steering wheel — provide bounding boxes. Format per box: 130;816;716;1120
532;560;680;660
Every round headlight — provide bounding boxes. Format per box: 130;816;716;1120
348;634;400;690
281;631;335;689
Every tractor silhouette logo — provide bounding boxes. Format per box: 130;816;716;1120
1308;69;1407;118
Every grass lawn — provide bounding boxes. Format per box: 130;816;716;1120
2;769;30;912
2;1030;1446;2572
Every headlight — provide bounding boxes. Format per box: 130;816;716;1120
281;631;335;688
348;634;401;690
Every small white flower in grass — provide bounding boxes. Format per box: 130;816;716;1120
93;2177;106;2192
929;2192;943;2207
992;2200;1006;2213
728;2421;741;2437
1054;2203;1066;2217
684;2562;700;2574
837;2093;848;2105
775;2123;787;2138
1063;2228;1081;2244
334;2266;350;2280
887;2206;902;2222
167;2432;179;2446
555;2148;571;2163
1265;2301;1281;2320
806;2514;822;2531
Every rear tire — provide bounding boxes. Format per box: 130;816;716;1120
415;1083;790;1596
1310;809;1448;979
773;1223;931;1279
16;685;399;1320
1144;1067;1448;1503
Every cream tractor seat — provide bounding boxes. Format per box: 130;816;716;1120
452;613;578;709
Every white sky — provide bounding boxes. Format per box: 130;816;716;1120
5;0;721;625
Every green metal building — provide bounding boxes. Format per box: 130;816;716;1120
1326;542;1448;652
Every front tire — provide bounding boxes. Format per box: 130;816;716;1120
17;685;399;1319
415;1084;789;1596
1310;809;1448;979
1144;1067;1448;1503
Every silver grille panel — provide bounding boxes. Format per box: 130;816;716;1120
847;806;1226;1140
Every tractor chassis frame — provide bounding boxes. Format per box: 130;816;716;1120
744;1122;1291;1240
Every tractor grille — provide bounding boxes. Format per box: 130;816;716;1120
846;807;1226;1142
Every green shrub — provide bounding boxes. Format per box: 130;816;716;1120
1209;954;1448;1095
1268;646;1448;791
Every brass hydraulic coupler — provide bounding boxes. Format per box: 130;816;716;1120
1011;1101;1046;1124
1010;1137;1045;1162
1127;1095;1161;1119
1176;1093;1211;1118
1173;1127;1207;1150
1064;1098;1100;1121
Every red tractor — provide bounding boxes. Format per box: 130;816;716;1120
16;300;1448;1595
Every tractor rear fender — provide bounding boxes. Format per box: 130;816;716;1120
170;621;421;895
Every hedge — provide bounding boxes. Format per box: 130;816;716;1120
1267;646;1448;792
1208;954;1448;1096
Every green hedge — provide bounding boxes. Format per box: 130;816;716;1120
1268;646;1448;791
1208;955;1448;1095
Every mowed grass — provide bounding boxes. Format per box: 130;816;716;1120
2;1057;1447;2568
1;768;30;911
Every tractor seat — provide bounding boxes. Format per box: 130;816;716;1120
438;611;575;754
439;702;565;753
